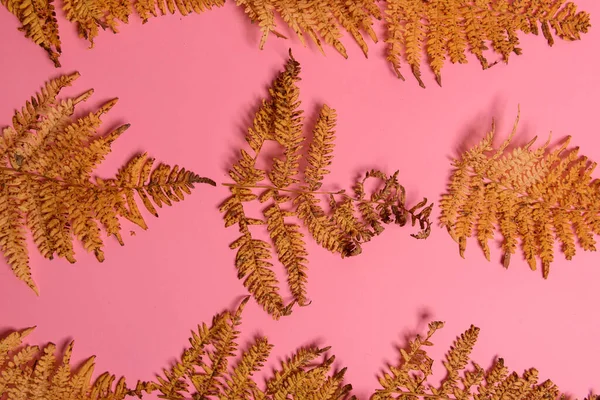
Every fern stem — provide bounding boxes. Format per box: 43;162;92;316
379;391;456;400
222;183;346;197
0;167;90;187
0;167;212;191
223;182;437;215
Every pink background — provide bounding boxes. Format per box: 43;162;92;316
1;2;599;397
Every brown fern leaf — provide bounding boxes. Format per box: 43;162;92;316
265;345;330;395
219;337;273;400
150;298;248;399
0;73;215;294
147;298;351;400
1;0;62;66
384;0;591;87
373;322;562;400
134;0;223;23
2;0;223;65
441;110;600;278
62;0;125;46
222;51;432;319
0;327;139;400
264;347;351;400
236;0;380;58
264;193;309;307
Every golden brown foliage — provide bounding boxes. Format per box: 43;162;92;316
148;297;353;400
62;0;132;46
373;321;569;400
1;0;62;67
220;51;432;319
0;72;215;294
3;0;591;79
440;110;600;278
0;326;137;400
0;299;351;400
2;0;224;64
236;0;590;87
384;0;591;87
133;0;223;23
234;0;381;57
2;302;597;400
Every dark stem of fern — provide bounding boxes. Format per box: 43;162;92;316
222;182;346;197
0;167;215;190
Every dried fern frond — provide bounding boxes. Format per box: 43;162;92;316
235;0;381;57
148;297;352;400
3;303;597;400
1;0;62;67
220;50;432;319
133;0;223;23
2;0;224;64
384;0;591;87
0;326;145;400
440;109;600;278
0;72;215;294
62;0;132;47
61;0;224;43
373;321;563;400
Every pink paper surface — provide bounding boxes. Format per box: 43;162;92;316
1;2;599;397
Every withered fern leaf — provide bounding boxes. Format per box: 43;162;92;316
441;109;600;278
2;0;224;65
373;321;572;400
235;0;381;58
234;0;591;87
0;72;215;294
3;301;597;400
4;0;590;83
384;0;591;88
0;326;155;400
142;297;353;400
0;299;355;400
220;50;432;319
1;0;62;67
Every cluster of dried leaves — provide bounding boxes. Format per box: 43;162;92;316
2;299;597;400
220;51;432;319
440;110;600;278
2;0;591;85
238;0;591;87
0;72;214;294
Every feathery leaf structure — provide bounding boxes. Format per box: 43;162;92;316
3;0;591;83
220;51;432;319
234;0;381;58
140;297;352;400
373;321;577;400
440;110;600;278
3;306;597;400
233;0;590;87
0;72;215;294
0;326;142;400
384;0;591;87
133;0;223;23
2;0;224;64
1;0;62;66
0;299;351;400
